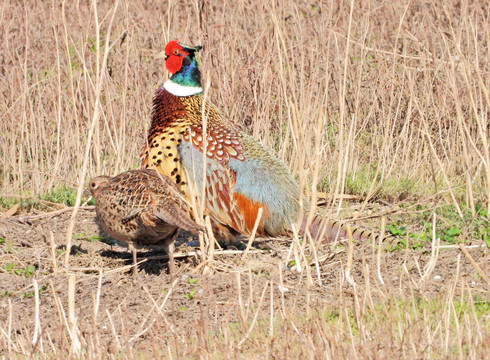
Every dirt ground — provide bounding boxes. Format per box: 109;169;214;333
0;208;488;356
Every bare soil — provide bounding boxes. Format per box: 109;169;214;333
0;208;488;356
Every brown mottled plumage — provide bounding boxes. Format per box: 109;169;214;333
88;169;203;274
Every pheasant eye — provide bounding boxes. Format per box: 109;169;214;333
172;48;179;55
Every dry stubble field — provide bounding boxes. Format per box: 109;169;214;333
0;0;489;358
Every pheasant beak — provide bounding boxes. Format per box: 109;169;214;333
155;51;167;60
82;188;91;197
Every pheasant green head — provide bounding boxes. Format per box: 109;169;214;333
164;40;202;91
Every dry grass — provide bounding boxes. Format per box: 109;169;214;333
0;0;489;358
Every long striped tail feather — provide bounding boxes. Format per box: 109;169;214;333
300;213;381;243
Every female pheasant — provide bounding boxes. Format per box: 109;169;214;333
141;40;373;242
88;169;203;274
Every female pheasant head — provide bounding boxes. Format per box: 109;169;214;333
87;176;111;198
163;40;203;96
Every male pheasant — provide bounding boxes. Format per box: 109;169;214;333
141;40;373;242
88;169;203;274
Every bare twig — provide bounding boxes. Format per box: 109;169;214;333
240;207;263;264
64;0;120;265
459;243;489;285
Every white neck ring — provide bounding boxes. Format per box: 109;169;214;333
163;79;202;96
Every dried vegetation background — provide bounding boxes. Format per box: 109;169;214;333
0;0;489;358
